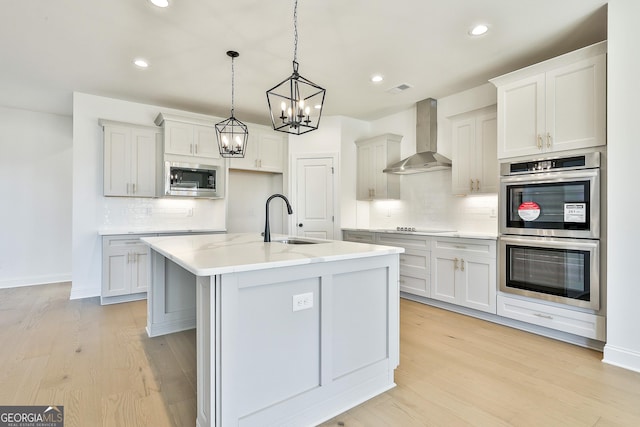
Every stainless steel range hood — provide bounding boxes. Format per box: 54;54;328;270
383;98;452;174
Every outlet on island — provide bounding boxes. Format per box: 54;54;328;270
292;292;314;312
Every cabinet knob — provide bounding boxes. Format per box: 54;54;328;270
298;223;304;228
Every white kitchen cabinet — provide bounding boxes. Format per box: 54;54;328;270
101;120;160;198
155;113;220;160
355;134;401;200
376;233;431;298
451;106;498;194
497;294;605;341
102;235;153;304
229;125;285;173
431;237;496;314
491;42;606;159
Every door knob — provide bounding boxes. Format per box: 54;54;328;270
298;223;304;228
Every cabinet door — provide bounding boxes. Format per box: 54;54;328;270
229;130;258;170
164;121;194;156
431;253;457;304
130;247;150;293
131;128;157;197
545;54;606;153
477;111;498;193
451;117;475;194
356;143;374;200
194;124;220;159
104;126;132;196
497;74;545;159
257;132;284;172
458;256;496;314
103;247;130;297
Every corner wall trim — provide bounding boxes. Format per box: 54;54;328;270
603;344;640;373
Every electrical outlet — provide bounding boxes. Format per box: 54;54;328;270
292;292;313;312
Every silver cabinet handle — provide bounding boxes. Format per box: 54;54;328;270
537;135;543;149
454;257;459;270
547;132;552;148
190;143;193;154
126;183;130;194
195;144;198;154
132;183;136;194
460;258;465;271
534;313;553;320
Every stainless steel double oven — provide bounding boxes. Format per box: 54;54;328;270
499;152;601;310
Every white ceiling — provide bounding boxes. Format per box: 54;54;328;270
1;0;607;125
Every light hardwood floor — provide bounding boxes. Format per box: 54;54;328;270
1;283;639;426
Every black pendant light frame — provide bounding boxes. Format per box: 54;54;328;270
266;0;326;135
216;50;249;158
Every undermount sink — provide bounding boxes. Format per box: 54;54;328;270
272;238;322;245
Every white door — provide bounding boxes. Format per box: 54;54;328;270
295;157;335;239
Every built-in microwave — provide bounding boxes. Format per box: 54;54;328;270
164;161;224;198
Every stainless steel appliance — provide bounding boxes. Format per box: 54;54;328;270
499;152;602;310
500;152;600;238
500;235;600;310
164;161;223;198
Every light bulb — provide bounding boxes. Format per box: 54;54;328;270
305;106;311;115
235;136;242;146
222;135;229;146
280;101;286;112
287;107;292;117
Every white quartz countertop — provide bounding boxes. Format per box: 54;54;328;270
141;233;404;276
98;227;226;236
342;228;498;240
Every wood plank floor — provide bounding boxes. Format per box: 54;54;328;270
1;282;639;426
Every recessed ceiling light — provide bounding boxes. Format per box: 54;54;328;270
469;24;489;36
371;74;384;83
134;58;149;68
150;0;169;7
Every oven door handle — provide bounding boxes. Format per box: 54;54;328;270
500;169;599;184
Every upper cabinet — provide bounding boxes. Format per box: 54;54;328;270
229;125;286;173
355;134;401;201
101;120;161;198
491;41;606;159
451;106;498;195
155;113;220;160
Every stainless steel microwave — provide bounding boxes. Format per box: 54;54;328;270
164;161;224;198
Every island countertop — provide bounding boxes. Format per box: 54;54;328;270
141;232;403;277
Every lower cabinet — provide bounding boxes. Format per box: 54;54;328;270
102;235;153;304
376;233;431;298
431;237;497;314
497;294;606;341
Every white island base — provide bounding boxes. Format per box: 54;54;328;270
142;234;401;427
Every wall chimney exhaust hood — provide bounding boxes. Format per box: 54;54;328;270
383;98;451;174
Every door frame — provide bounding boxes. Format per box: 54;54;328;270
288;152;340;240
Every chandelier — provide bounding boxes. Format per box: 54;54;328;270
216;50;248;158
266;0;326;135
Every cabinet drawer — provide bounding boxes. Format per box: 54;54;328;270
432;238;496;258
104;234;155;248
497;294;605;341
342;231;375;244
400;275;429;298
399;250;430;279
376;233;431;250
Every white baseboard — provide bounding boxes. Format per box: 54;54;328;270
603;344;640;373
0;274;71;289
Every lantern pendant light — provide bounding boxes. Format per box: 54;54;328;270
266;0;326;135
216;50;248;158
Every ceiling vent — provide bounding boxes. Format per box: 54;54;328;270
386;83;413;94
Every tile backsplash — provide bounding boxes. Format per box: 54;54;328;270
102;197;225;231
367;170;497;234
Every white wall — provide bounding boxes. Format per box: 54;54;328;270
72;93;227;299
603;0;640;372
0;106;72;288
227;170;284;235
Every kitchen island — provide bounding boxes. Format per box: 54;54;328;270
141;233;403;427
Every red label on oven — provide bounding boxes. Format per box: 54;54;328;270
518;201;541;221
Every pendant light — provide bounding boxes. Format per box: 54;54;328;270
216;50;248;158
266;0;326;135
